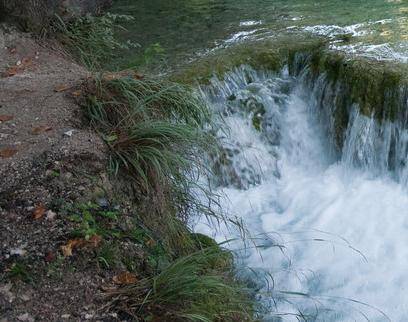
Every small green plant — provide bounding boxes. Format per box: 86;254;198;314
68;202;121;240
49;169;61;177
97;242;119;270
142;43;166;66
46;255;66;279
7;262;32;283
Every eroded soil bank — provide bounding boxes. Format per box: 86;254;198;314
0;23;252;321
0;26;120;321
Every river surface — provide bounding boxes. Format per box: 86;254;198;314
112;0;408;69
112;1;408;320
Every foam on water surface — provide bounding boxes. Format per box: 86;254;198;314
195;66;408;321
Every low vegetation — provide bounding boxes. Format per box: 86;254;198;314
50;13;259;320
105;248;254;321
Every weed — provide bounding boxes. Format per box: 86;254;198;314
46;255;66;279
106;248;255;321
7;261;32;283
54;13;137;70
68;202;121;240
82;76;225;253
97;242;119;270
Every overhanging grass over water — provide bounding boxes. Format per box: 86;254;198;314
81;74;261;321
58;7;408;319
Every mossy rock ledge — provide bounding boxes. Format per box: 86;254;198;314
175;36;408;153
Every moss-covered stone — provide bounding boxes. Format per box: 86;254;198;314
172;35;327;85
190;232;219;249
304;50;408;122
190;233;234;270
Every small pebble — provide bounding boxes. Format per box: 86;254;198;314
17;313;34;322
46;210;57;220
9;248;27;257
64;130;74;137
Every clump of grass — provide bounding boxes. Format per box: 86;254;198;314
106;248;255;321
54;13;137;70
82;75;223;251
7;261;32;283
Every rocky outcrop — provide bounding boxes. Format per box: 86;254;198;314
0;0;112;30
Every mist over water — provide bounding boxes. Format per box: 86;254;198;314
196;66;408;320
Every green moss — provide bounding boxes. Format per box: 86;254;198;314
305;50;408;122
172;35;326;85
191;233;219;249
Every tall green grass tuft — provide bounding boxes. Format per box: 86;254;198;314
54;13;137;70
82;75;258;320
82;75;222;252
106;247;255;321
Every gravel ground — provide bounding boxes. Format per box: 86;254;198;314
0;25;126;322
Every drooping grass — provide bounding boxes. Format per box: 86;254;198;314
105;247;255;321
55;12;263;319
87;76;212;127
54;13;137;70
82;75;225;251
84;76;213;192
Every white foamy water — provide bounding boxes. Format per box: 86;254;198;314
195;66;408;321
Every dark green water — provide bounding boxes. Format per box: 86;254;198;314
111;0;408;69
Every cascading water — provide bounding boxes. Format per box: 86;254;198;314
195;62;408;321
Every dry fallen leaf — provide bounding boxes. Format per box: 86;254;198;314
61;239;85;257
33;204;46;220
4;66;18;77
60;235;102;257
0;147;18;158
54;84;72;92
21;57;32;66
0;115;13;122
146;238;156;248
3;58;33;78
112;271;138;285
71;90;82;97
32;125;52;135
88;234;103;248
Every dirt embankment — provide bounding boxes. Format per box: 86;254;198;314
0;0;113;30
0;26;119;321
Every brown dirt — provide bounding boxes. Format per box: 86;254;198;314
0;25;128;321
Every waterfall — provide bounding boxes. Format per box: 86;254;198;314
195;61;408;321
